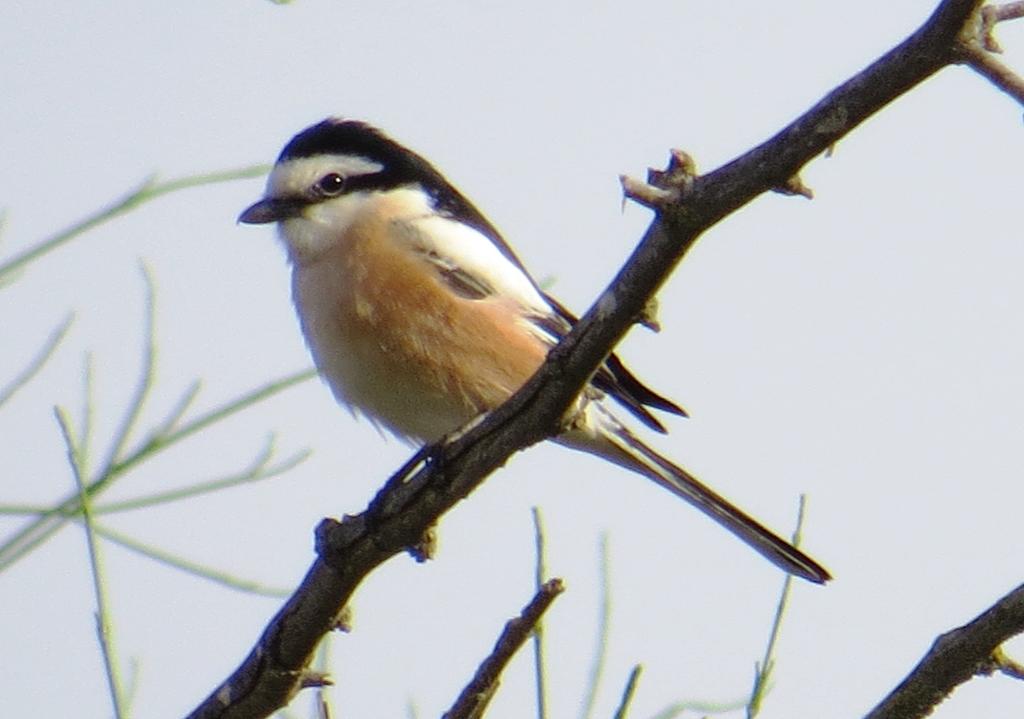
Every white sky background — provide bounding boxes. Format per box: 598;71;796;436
3;1;1024;717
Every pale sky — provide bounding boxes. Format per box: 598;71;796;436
3;2;1024;718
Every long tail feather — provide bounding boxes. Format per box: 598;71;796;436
559;407;831;584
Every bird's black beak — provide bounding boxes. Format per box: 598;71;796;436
238;197;306;225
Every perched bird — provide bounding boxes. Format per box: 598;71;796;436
239;118;830;584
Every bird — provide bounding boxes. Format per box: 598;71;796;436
238;117;831;584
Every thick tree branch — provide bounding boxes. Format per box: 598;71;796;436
865;583;1024;719
185;1;1012;717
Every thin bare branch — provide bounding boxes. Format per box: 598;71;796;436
989;0;1024;20
991;646;1024;680
864;583;1024;719
980;1;1024;51
958;41;1024;104
443;579;565;719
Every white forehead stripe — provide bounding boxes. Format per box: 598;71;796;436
267;154;385;197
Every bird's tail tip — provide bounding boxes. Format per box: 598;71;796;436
569;411;833;585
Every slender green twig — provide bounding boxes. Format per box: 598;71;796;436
96;444;310;514
612;665;643;719
531;507;550;719
0;166;268;283
56;406;126;719
80;354;96;474
0;273;158;568
0;443;309;517
122;658;141;718
580;533;611;719
0;368;315;571
111;367;317;477
0;165;318;599
95;264;157;482
0;313;73;407
145;380;202;439
746;495;807;718
0;503;53;516
650;698;746;719
93;523;290;598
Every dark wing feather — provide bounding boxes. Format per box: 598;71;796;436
541;293;688;433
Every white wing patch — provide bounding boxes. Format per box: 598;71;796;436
406;213;554;319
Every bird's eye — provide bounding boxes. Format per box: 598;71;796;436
316;173;346;196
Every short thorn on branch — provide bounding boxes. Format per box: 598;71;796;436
409;525;438;562
639;295;662;333
443;578;565;719
332;605;353;633
772;173;815;199
620;148;697;210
